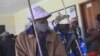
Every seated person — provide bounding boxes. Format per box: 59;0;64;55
87;14;100;56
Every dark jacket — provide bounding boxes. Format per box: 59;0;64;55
0;35;15;56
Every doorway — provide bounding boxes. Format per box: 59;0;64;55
79;0;100;36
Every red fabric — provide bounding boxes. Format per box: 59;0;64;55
88;52;97;56
97;51;100;55
88;51;100;56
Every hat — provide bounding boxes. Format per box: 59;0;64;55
54;15;70;24
59;18;69;24
28;6;50;21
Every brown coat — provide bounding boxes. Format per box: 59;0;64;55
15;31;66;56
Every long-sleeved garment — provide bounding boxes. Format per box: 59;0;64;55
15;25;66;56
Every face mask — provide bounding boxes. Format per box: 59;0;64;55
57;24;69;34
35;23;48;32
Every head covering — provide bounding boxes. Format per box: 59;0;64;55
59;18;69;24
54;15;70;24
28;6;50;21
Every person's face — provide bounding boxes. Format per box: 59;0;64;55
34;15;51;32
57;24;69;34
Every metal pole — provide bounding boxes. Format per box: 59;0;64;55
61;0;83;56
27;0;43;56
61;0;72;27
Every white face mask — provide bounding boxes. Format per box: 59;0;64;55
35;23;48;32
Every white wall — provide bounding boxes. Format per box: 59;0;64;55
0;16;15;34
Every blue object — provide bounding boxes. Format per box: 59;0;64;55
58;32;87;56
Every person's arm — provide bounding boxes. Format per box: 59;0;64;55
54;34;67;56
15;33;27;56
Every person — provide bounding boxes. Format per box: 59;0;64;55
53;14;87;56
0;36;3;56
87;14;100;56
0;31;15;56
15;6;66;56
70;16;87;56
93;13;100;38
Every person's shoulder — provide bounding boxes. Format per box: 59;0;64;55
16;31;27;40
48;29;60;39
48;29;58;35
18;31;26;36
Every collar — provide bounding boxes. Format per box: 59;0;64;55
26;25;51;39
26;25;35;35
26;25;35;39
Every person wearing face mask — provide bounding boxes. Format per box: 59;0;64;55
15;6;66;56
